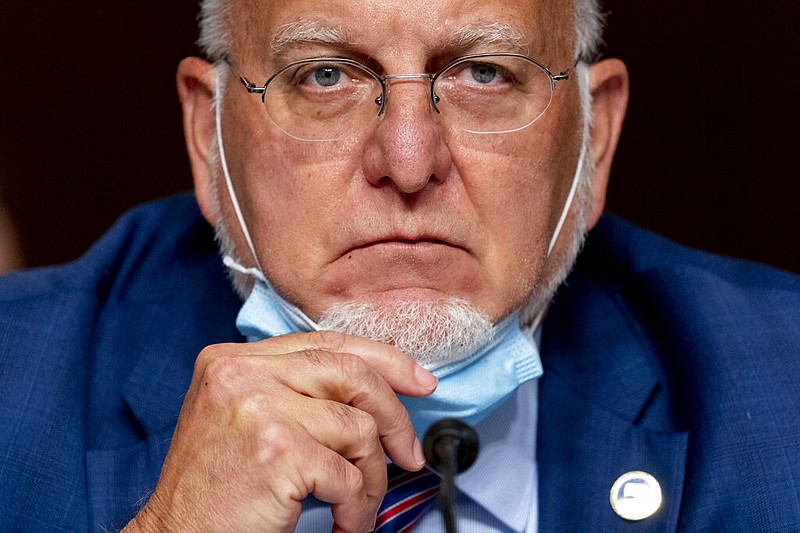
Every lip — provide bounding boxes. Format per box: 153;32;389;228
341;235;469;258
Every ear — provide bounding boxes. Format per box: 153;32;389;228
585;58;629;229
177;57;219;227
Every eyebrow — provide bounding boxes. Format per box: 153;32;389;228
269;19;530;62
446;22;529;54
270;20;355;59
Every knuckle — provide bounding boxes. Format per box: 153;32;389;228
311;329;349;352
350;408;380;443
321;400;352;429
337;351;371;381
236;393;269;420
298;347;374;387
329;456;365;499
346;467;366;501
297;347;329;368
338;353;384;403
323;402;380;448
194;343;226;370
386;404;413;435
200;353;244;393
253;419;297;466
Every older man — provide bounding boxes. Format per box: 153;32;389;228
1;0;799;531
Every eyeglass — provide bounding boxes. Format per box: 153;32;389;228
225;53;571;142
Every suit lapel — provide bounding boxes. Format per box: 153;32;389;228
536;261;689;532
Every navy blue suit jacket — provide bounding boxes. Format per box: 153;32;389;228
1;193;798;531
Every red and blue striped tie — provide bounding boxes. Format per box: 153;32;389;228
373;463;440;532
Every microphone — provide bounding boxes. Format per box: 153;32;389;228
422;418;480;533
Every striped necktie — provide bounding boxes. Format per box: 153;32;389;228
373;463;440;532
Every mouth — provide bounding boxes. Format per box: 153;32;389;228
323;232;482;304
342;236;468;258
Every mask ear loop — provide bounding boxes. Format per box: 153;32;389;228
215;67;264;273
528;138;587;334
546;139;586;257
215;68;321;329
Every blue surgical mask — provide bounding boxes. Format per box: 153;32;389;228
224;257;542;438
398;313;542;437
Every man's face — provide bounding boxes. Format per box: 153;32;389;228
211;0;587;323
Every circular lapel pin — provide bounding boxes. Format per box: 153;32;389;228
610;471;662;521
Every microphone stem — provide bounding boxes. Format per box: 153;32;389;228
436;436;459;533
423;418;479;533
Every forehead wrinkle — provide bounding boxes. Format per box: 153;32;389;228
270;19;355;58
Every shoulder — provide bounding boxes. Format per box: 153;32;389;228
0;192;219;302
0;191;241;423
574;214;800;377
552;213;800;430
0;191;238;391
582;213;799;306
0;192;240;370
0;193;220;368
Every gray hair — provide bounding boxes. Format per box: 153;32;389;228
197;0;605;64
573;0;605;62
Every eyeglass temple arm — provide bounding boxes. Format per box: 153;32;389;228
551;52;594;85
552;54;587;86
220;54;266;95
551;52;596;85
238;75;265;95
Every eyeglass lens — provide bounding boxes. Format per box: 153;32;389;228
261;55;555;141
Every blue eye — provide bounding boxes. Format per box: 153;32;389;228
470;63;497;83
314;67;341;87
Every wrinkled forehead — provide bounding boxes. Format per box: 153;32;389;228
226;0;575;66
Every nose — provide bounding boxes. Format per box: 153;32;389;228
362;76;453;195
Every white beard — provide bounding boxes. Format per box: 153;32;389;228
318;298;493;368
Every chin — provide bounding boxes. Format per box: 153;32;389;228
317;295;494;367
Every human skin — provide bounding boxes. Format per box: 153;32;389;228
125;0;628;531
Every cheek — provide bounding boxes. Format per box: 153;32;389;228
230;133;365;292
450;136;568;308
455;137;557;243
237;128;358;220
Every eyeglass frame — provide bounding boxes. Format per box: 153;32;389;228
222;52;573;134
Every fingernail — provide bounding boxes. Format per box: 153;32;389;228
413;437;426;467
415;365;438;391
369;512;378;531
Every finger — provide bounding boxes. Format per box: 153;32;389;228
303;445;376;533
253;419;376;533
266;350;425;471
186;332;437;404
278;394;389;511
248;330;438;397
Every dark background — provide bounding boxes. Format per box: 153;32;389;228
1;2;798;272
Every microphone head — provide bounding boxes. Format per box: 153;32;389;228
423;418;480;474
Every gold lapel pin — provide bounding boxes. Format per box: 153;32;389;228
610;471;662;521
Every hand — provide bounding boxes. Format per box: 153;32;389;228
123;330;437;533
